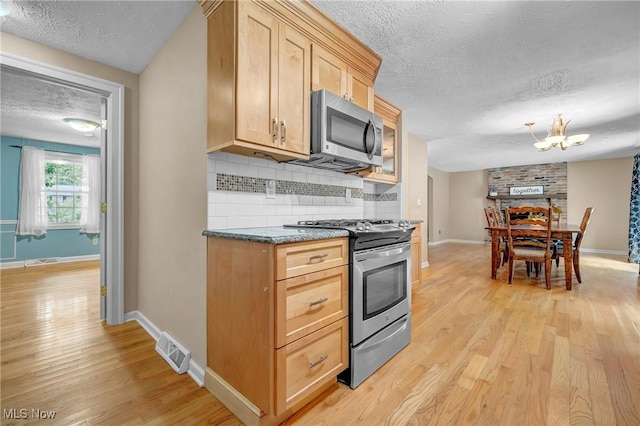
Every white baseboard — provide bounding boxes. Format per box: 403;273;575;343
581;248;627;256
0;254;100;269
124;310;205;387
0;261;25;269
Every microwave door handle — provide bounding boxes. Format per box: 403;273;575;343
365;118;378;161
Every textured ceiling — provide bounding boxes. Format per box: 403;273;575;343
1;0;638;170
312;0;640;171
1;0;196;74
1;67;104;147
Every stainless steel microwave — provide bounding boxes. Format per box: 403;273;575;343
291;89;383;172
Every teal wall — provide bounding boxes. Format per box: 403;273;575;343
0;136;101;263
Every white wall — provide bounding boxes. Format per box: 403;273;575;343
427;166;450;243
568;157;633;252
138;9;208;370
449;170;487;243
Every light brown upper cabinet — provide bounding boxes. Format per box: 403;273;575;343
356;95;401;183
206;1;310;161
200;0;381;163
312;45;374;112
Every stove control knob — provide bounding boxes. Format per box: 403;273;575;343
364;221;372;231
356;222;365;231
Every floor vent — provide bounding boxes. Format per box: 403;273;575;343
24;257;60;267
155;332;190;374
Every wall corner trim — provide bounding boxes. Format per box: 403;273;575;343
124;310;205;387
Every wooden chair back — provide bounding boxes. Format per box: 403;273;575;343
574;207;594;251
484;207;496;226
505;206;553;253
490;207;504;226
505;206;554;288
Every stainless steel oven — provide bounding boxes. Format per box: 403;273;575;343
348;241;411;388
284;219;414;389
352;242;410;345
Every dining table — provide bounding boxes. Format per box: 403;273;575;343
485;223;583;290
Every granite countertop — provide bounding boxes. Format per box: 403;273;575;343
202;227;349;244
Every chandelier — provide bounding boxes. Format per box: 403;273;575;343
524;114;589;151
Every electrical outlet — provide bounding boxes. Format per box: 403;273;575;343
345;188;352;203
92;236;98;245
417;198;421;206
265;179;276;199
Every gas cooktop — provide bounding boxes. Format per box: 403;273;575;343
285;219;413;234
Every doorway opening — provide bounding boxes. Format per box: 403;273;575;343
1;52;125;325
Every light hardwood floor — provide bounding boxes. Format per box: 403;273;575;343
2;244;638;425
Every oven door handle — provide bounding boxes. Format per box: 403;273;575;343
355;243;411;262
357;317;409;351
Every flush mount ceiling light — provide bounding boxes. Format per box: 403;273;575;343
525;114;589;152
63;118;101;132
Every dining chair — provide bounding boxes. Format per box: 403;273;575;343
484;207;507;268
554;207;594;283
506;206;554;289
490;206;505;226
490;206;509;264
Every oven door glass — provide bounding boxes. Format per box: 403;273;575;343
363;261;406;319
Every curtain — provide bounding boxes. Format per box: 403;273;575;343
80;154;101;234
16;146;48;236
629;154;640;264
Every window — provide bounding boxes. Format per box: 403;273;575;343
44;152;86;227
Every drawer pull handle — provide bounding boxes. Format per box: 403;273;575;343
308;253;328;262
309;354;328;368
308;297;328;307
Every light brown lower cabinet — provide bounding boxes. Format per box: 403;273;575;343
411;223;422;289
206;237;349;426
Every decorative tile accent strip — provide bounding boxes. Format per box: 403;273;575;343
216;173;363;198
363;193;398;202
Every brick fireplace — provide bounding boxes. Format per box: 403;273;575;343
487;162;567;222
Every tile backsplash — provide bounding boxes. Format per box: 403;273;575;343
207;152;402;229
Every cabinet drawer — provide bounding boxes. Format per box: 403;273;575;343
275;318;348;415
276;238;348;280
275;265;348;348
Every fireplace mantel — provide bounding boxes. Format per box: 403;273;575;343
487;193;567;200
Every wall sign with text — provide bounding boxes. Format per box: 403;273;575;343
509;185;544;196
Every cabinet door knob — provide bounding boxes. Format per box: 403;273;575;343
280;119;286;144
349;96;354;102
272;116;278;143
